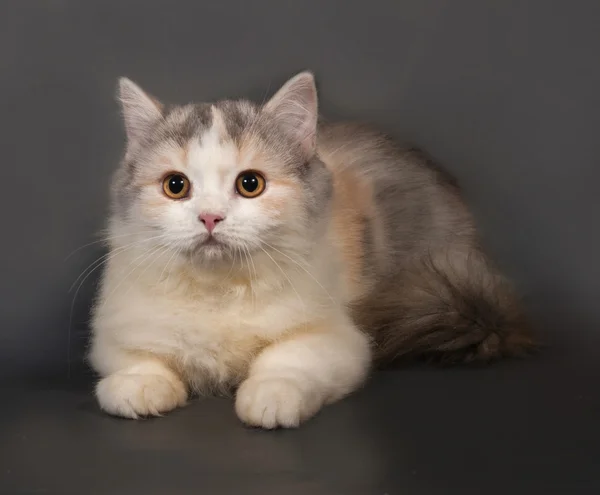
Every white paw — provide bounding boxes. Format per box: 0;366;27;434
96;372;187;419
235;376;322;429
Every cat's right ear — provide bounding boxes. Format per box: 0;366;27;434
118;78;163;144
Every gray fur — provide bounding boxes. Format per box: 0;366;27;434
318;123;535;363
215;99;258;144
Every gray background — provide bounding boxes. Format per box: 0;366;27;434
1;2;599;494
1;0;599;380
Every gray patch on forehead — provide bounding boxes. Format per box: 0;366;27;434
214;99;258;144
160;104;214;146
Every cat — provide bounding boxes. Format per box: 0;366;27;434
89;71;535;428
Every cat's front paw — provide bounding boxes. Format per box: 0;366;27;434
235;376;322;429
96;371;187;419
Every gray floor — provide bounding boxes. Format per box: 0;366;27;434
2;348;598;494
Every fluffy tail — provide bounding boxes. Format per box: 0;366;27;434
354;251;537;365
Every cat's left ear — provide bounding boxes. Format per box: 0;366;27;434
263;71;318;157
118;78;164;145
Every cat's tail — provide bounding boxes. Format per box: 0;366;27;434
355;250;538;365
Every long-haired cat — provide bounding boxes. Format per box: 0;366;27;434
89;71;535;428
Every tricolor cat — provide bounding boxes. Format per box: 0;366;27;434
89;72;535;428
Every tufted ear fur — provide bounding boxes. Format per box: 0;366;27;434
118;78;163;145
262;71;318;157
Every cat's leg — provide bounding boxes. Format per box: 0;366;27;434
92;346;188;419
235;312;371;429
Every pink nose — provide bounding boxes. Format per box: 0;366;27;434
198;213;224;234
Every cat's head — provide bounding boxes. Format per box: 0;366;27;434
110;72;332;266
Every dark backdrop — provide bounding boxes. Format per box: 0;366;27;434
1;0;599;380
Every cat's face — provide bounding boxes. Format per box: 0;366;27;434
111;72;332;265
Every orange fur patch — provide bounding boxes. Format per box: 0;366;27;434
329;166;377;301
236;137;302;216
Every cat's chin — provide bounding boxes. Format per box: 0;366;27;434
189;236;232;262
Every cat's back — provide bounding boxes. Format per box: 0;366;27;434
317;121;453;188
317;121;475;283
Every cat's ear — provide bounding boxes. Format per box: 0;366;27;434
263;71;318;156
118;78;163;144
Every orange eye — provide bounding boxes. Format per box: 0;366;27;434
162;173;190;200
235;171;266;198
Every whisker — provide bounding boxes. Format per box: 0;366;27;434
66;233;167;378
248;245;260;307
261;240;337;305
242;245;256;309
258;245;307;330
101;242;167;307
64;230;157;261
246;245;258;286
124;244;172;298
159;245;181;288
223;246;238;283
162;246;183;293
68;233;168;293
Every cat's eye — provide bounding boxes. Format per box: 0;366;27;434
162;173;191;200
235;171;266;198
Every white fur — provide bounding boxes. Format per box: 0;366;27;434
95;361;187;418
235;312;370;428
90;103;372;428
90;240;371;427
